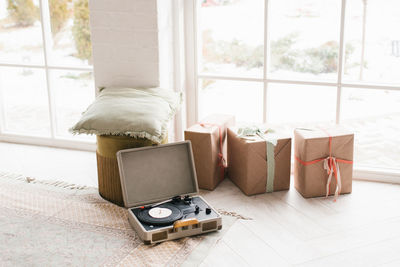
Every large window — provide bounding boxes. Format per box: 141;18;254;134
0;0;95;149
186;0;400;173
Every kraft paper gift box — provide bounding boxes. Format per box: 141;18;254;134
184;114;235;190
294;127;354;199
227;126;292;196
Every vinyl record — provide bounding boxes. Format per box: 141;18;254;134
137;203;183;226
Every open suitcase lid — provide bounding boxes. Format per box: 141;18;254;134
116;141;199;208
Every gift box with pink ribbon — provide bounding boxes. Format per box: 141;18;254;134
294;127;354;199
184;114;235;190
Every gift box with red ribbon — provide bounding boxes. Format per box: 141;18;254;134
184;114;235;190
294;127;354;199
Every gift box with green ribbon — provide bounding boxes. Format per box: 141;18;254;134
227;126;292;196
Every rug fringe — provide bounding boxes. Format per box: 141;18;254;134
0;171;89;190
217;209;253;220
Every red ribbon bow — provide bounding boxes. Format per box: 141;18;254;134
295;131;353;201
199;123;226;180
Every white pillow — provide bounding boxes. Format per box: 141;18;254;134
70;87;182;143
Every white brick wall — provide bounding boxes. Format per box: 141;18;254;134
89;0;173;90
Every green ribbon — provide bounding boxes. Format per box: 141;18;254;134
266;141;275;193
237;126;277;193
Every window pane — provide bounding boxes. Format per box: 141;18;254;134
198;79;263;123
341;87;400;170
267;83;337;125
51;70;94;141
344;0;400;84
0;0;44;65
0;67;50;136
268;0;341;81
47;0;92;67
198;0;264;78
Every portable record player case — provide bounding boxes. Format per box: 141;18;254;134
117;141;222;244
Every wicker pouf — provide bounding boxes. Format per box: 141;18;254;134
96;134;168;206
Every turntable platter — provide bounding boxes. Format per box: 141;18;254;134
137;203;183;226
149;207;172;218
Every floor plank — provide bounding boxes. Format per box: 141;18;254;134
378;259;400;267
200;239;249;267
297;236;400;267
305;217;400;259
220;221;290;267
240;215;322;264
0;142;97;187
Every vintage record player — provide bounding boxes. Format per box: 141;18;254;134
116;141;222;244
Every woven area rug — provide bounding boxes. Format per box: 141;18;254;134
0;172;236;266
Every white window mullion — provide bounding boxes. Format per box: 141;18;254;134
0;63;92;72
172;0;186;141
267;79;337;87
196;74;400;91
198;74;263;82
0;76;5;133
341;83;400;91
38;0;57;138
193;0;200;123
184;0;198;126
336;0;347;124
263;0;270;123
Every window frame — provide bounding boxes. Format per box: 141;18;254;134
0;0;96;151
183;0;400;180
0;0;399;179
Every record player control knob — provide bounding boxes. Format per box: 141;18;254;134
205;208;211;215
195;205;200;214
172;196;181;203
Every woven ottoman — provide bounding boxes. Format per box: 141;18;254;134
96;134;168;206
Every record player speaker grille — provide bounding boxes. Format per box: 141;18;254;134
152;231;168;242
202;221;217;231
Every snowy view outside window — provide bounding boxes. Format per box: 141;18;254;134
198;0;400;171
0;0;94;140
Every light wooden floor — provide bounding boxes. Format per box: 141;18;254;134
1;141;400;266
0;142;98;187
201;179;400;267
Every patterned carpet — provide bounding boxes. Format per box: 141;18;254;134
0;172;233;266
